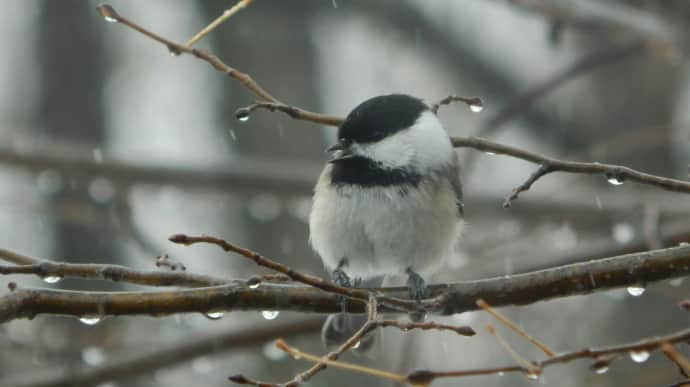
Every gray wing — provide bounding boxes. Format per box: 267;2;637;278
449;155;464;217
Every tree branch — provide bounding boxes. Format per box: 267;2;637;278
2;244;690;324
97;4;343;126
451;136;690;205
93;4;690;206
1;317;323;387
0;254;229;288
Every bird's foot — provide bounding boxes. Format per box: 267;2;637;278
406;268;428;302
331;258;353;313
406;268;429;322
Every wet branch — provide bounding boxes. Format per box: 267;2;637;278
0;249;228;288
94;4;690;206
2;243;690;323
97;4;343;127
451;136;690;206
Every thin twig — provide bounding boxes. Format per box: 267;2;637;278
452;136;690;202
0;248;227;287
234;101;344;126
477;299;554;357
237;325;690;386
430;95;484;115
184;0;255;47
486;324;541;377
662;342;690;378
168;233;423;313
96;4;342;125
276;339;406;384
375;320;475;336
285;295;380;386
95;4;690;205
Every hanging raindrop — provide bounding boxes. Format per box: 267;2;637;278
469;103;484;113
261;310;280;320
629;350;650;363
235;109;251;122
593;365;609;374
42;275;62;284
79;316;102;326
606;176;624;186
627;286;645;297
204;311;224;320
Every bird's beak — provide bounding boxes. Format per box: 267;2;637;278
326;140;354;163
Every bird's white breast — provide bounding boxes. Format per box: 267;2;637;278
309;168;461;279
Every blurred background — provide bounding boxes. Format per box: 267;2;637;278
1;0;689;386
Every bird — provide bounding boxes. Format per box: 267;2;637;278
309;94;464;349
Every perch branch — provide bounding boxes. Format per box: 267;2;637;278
2;244;690;323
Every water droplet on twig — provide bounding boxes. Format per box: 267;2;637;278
204;311;224;320
261;310;280;320
627;286;645;297
42;275;62;284
79;316;102;326
629;350;650;363
469;102;484;113
606;176;624;186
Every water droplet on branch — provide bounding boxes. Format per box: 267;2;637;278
261;310;280;320
79;316;102;326
606;175;624;186
204;311;224;320
469;102;484;113
235;109;251;122
42;275;62;284
629;350;650;363
627;286;645;297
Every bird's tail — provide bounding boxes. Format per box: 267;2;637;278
321;276;383;353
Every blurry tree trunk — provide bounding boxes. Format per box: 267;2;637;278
200;1;323;273
36;0;115;364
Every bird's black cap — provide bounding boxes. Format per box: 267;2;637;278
337;94;429;144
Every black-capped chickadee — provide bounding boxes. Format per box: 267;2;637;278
309;94;464;349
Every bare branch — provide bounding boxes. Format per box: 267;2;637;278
93;5;690;205
0;259;228;288
477;299;554;357
96;4;342;125
430;95;484;115
452;136;690;203
184;0;255;47
2;244;690;323
234;101;344;126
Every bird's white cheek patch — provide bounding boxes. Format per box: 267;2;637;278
353;111;453;170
